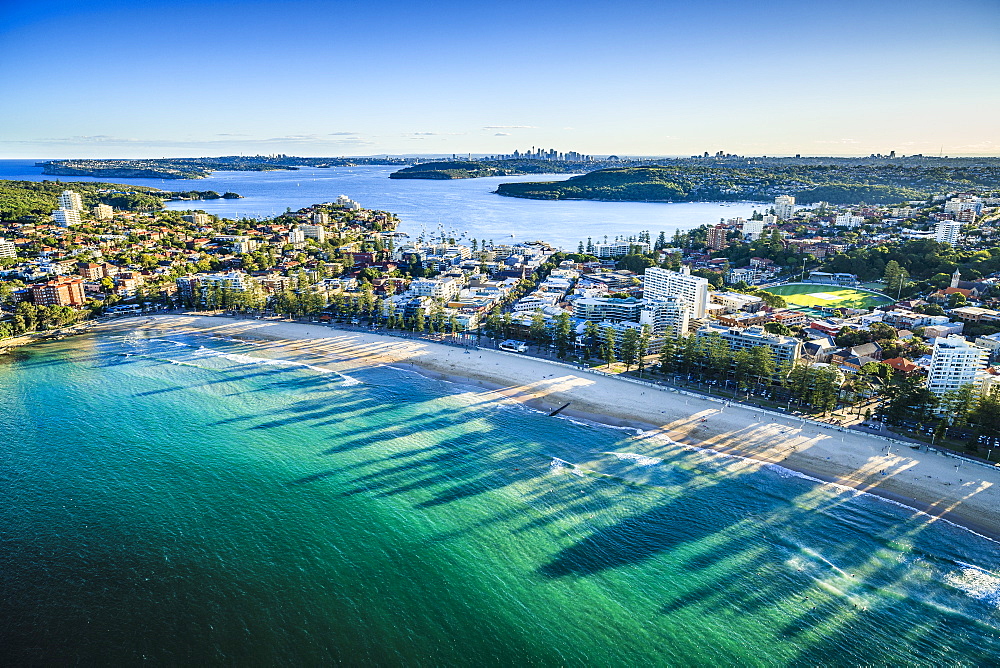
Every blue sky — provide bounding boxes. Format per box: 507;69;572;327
1;0;998;158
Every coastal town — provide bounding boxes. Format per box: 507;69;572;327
3;179;1000;457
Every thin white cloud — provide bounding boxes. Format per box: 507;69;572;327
483;125;536;129
494;132;510;136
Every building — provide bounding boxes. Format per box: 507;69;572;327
299;224;327;243
639;295;689;335
93;203;113;220
642;266;709;319
176;272;255;300
312;211;329;226
51;209;81;227
0;239;15;259
926;335;987;398
336;195;361;210
58;190;83;211
705;225;728;250
409;277;462;301
592;241;650;258
773;195;796;220
696;324;802;366
287;227;306;244
944;198;983;217
741;218;764;240
834;213;865;228
572;296;645;322
30;277;86;306
182;213;211;226
935;220;961;245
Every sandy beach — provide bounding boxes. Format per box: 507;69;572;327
96;313;1000;539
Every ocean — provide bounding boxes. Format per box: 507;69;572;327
2;330;1000;665
0;160;762;249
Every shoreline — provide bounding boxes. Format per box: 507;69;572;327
87;314;1000;542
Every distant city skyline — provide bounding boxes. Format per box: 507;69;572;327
2;0;998;159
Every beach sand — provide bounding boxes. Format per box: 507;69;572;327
99;314;1000;539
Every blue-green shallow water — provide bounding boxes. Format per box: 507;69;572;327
3;331;1000;666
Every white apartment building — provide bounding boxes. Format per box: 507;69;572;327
773;195;796;220
312;211;329;226
288;227;306;244
93;203;113;220
835;213;865;228
696;324;802;366
176;272;256;299
409;277;462;301
299;224;327;242
944;198;983;216
935;220;962;245
572;297;645;322
593;241;650;259
639;295;689;335
336;195;361;210
0;239;16;259
927;335;987;398
52;209;81;227
741;218;764;240
58;190;83;211
642;266;709;319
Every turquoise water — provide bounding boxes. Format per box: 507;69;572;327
3;330;1000;665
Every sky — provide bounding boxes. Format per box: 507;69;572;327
1;0;998;158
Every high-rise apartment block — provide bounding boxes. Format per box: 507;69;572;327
58;190;83;211
773;195;796;220
299;224;327;242
312;211;329;226
741;218;764;240
642;266;709;319
935;220;962;245
927;335;987;398
52;209;81;227
706;224;728;250
0;239;16;259
639;296;690;336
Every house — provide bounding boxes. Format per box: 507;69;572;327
882;357;921;375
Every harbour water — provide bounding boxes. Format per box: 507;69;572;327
2;331;1000;665
0;160;761;249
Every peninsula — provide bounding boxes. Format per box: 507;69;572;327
495;159;1000;205
40;155;409;180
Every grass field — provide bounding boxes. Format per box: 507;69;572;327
761;283;894;310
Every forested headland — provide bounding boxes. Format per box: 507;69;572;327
494;162;1000;205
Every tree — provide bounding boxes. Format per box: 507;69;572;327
553;312;572;359
619;327;641;371
883;260;908;295
637;326;652;376
529;310;548;345
600;326;617;368
764;321;791;336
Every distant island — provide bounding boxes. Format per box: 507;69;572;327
495;159;1000;205
39;155;410;180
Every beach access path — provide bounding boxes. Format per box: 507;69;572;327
101;314;1000;540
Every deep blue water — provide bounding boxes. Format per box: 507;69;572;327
0;159;761;248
